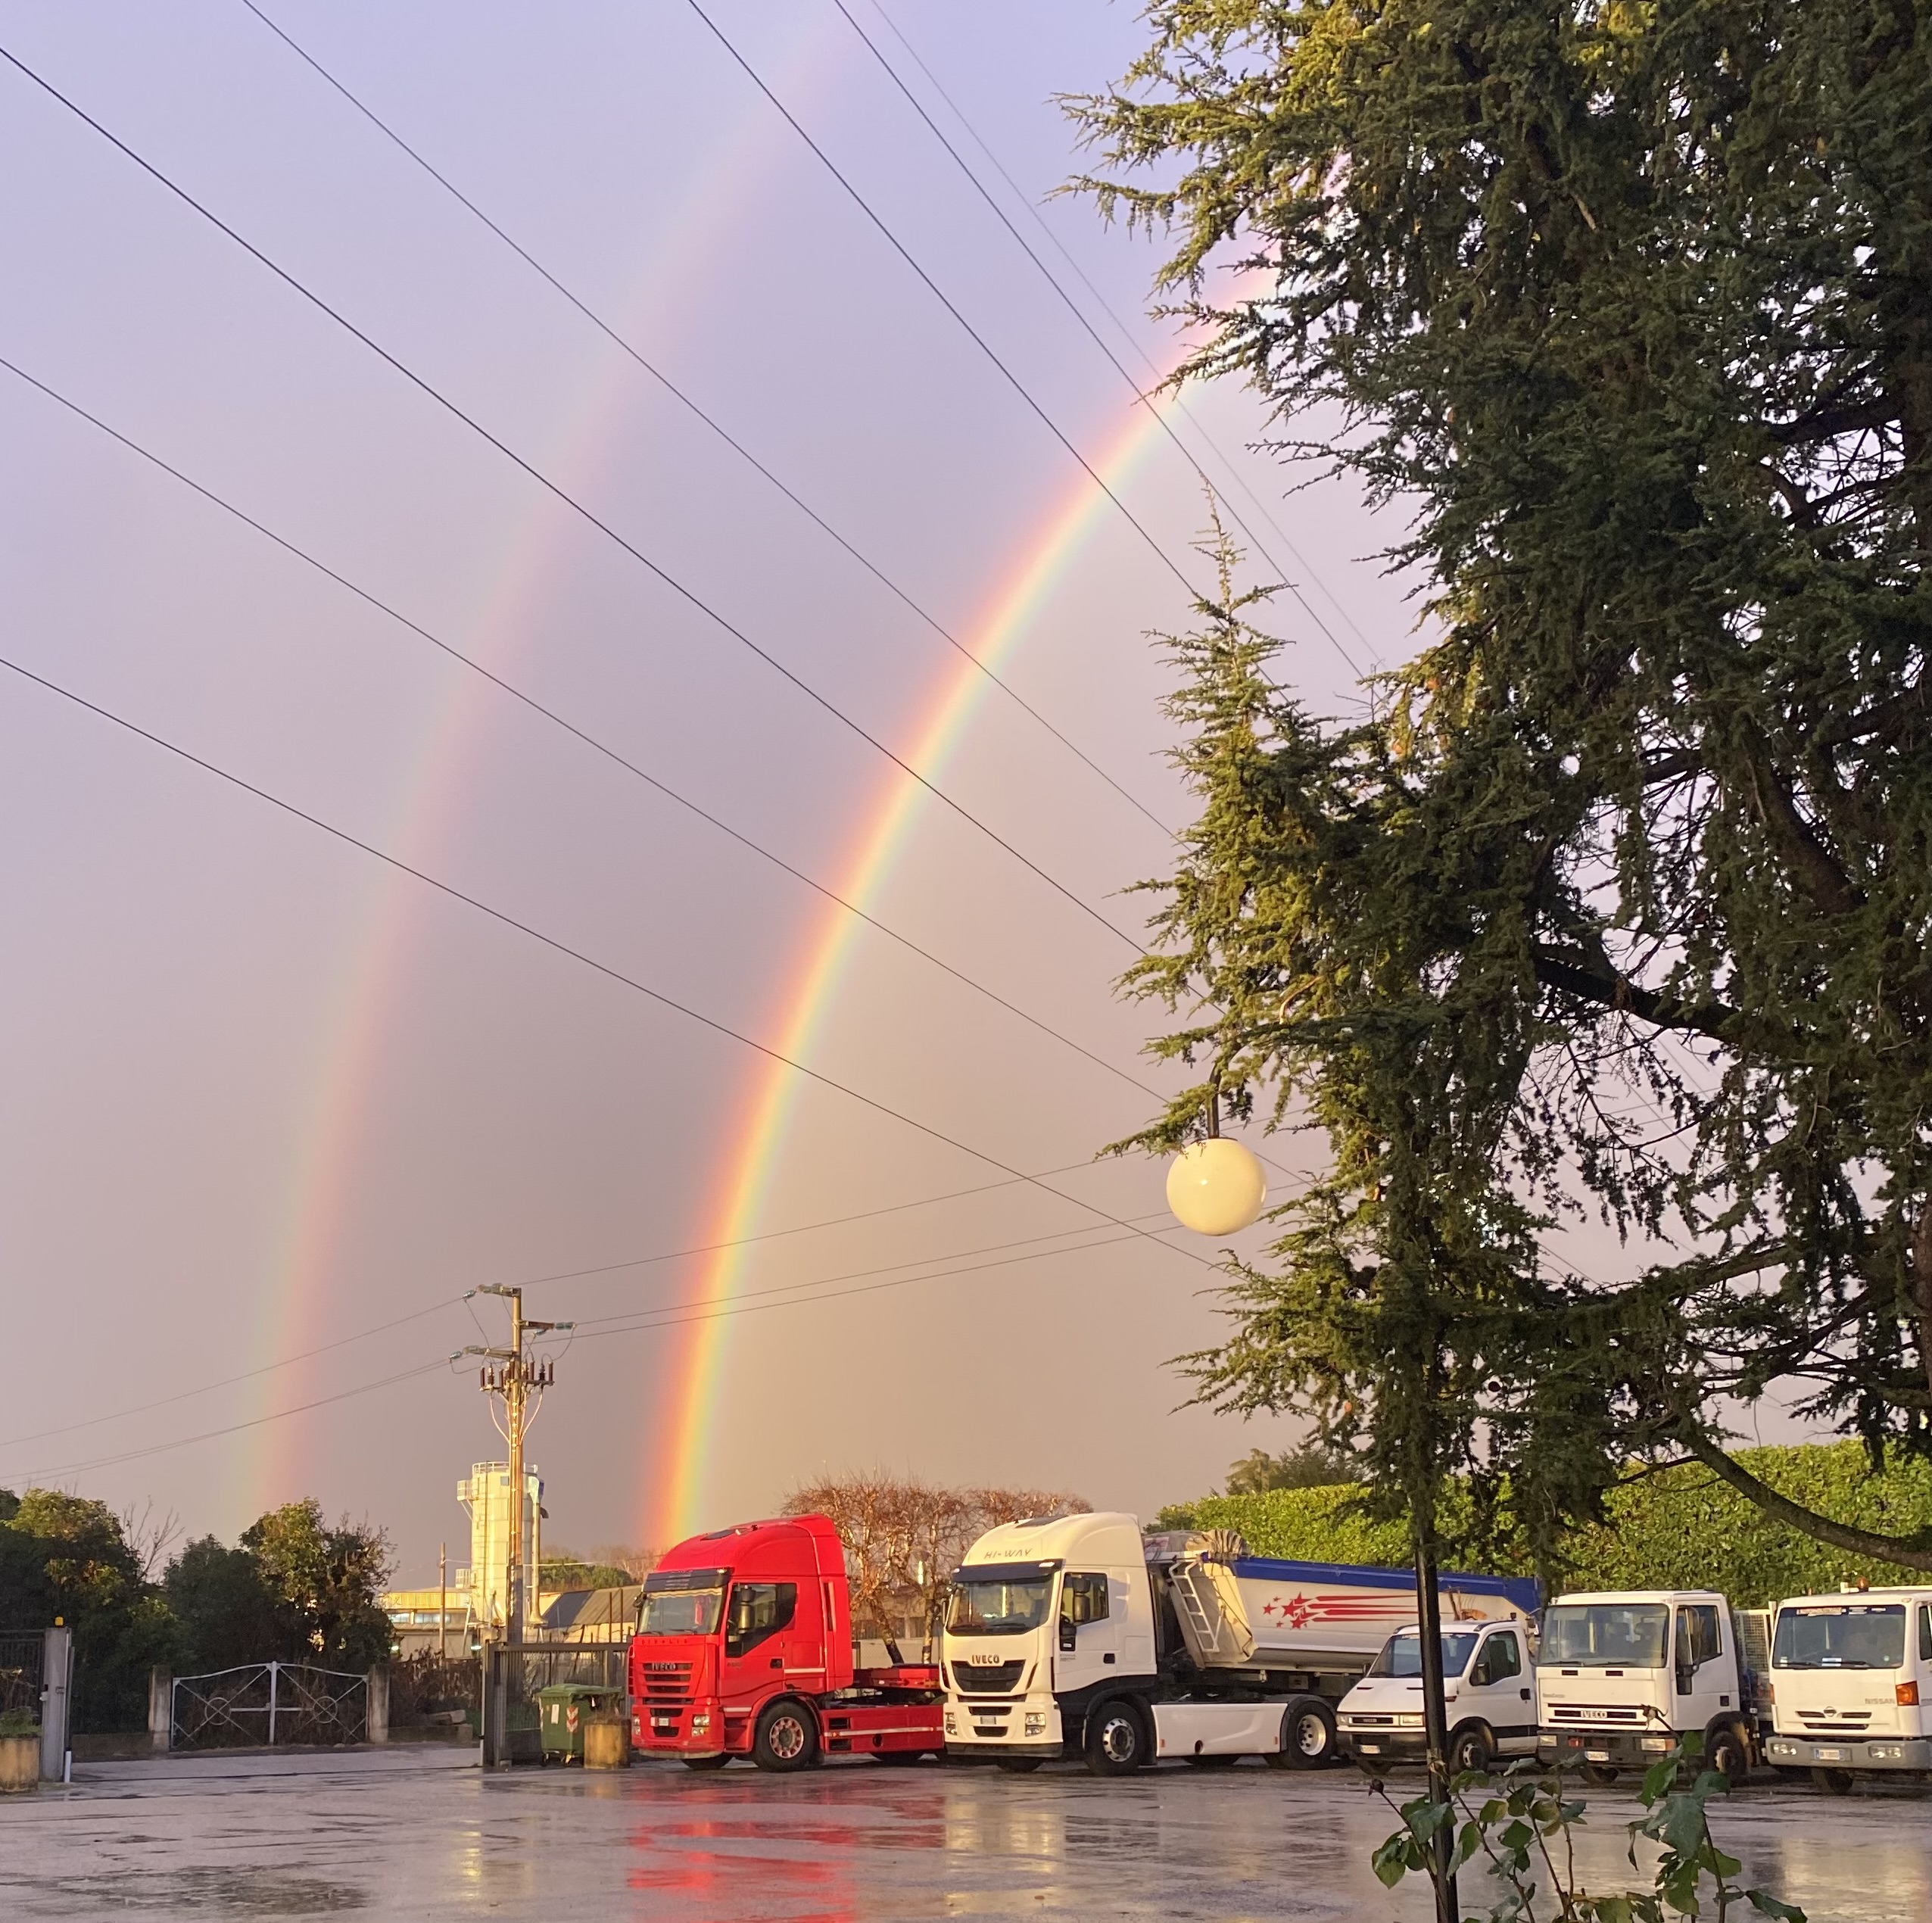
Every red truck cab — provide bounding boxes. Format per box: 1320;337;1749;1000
628;1513;943;1770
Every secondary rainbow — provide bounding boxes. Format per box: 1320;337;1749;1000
643;394;1182;1545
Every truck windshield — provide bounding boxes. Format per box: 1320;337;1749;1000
1541;1604;1669;1667
1370;1630;1481;1679
947;1577;1054;1636
1773;1604;1906;1669
637;1569;728;1637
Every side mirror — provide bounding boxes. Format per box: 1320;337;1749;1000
1469;1662;1490;1688
1675;1664;1694;1695
1059;1621;1077;1653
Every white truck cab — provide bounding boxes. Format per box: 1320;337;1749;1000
1762;1587;1932;1790
1339;1619;1537;1774
1535;1590;1763;1781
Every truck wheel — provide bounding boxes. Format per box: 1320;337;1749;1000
1812;1766;1856;1797
1449;1725;1494;1776
1085;1702;1148;1775
1706;1725;1749;1785
752;1700;819;1772
1264;1697;1338;1770
681;1753;731;1772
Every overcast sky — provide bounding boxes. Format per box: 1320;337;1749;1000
0;0;1432;1581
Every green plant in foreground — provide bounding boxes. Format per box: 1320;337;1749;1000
0;1707;39;1738
1372;1739;1804;1921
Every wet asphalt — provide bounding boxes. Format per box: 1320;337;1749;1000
0;1746;1927;1921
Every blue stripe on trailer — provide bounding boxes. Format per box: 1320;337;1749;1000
1229;1557;1542;1615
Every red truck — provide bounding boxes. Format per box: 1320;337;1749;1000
628;1513;945;1769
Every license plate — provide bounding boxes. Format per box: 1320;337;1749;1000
1814;1747;1846;1761
1357;1744;1382;1755
1585;1750;1610;1762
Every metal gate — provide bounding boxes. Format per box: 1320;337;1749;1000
0;1636;42;1722
170;1663;368;1750
481;1642;627;1766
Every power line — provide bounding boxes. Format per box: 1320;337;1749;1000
232;0;1175;840
0;41;1142;955
678;0;1203;609
0;354;1170;1109
831;0;1369;682
7;1214;1191;1485
0;646;1219;1282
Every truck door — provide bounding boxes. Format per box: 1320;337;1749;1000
1672;1601;1728;1734
1055;1571;1118;1699
724;1581;800;1693
1467;1627;1535;1748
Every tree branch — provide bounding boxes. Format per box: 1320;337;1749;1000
1675;1428;1932;1570
1530;948;1743;1042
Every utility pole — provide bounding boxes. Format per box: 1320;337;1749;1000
438;1542;448;1663
459;1286;571;1648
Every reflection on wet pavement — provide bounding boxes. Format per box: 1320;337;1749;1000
1;1752;1927;1921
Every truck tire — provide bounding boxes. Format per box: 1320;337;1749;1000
1706;1724;1749;1785
681;1753;731;1772
1084;1700;1149;1775
1448;1724;1494;1776
752;1700;819;1772
1264;1697;1338;1770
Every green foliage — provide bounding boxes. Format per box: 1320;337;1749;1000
0;1488;172;1733
1376;1741;1805;1921
1161;1441;1932;1601
163;1538;284;1674
539;1554;632;1594
1224;1438;1365;1494
1075;0;1932;1570
0;1706;39;1737
235;1501;393;1669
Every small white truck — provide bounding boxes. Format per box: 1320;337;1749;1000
1338;1617;1539;1775
940;1510;1538;1774
1535;1589;1769;1781
1762;1586;1932;1791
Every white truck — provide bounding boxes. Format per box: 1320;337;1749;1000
1761;1586;1932;1791
940;1510;1538;1775
1338;1617;1539;1775
1535;1589;1769;1781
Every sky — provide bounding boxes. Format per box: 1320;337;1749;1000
0;0;1429;1583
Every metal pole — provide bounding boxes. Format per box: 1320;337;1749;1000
1413;1530;1460;1923
268;1661;279;1750
440;1542;448;1663
507;1289;525;1649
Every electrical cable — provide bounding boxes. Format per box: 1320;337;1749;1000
830;0;1368;681
0;646;1218;1282
0;354;1167;1104
678;0;1204;610
232;0;1174;840
0;40;1143;955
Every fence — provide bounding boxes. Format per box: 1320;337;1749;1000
0;1636;41;1722
170;1663;368;1750
480;1642;628;1766
388;1651;481;1737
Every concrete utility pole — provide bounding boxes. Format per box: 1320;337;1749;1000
460;1286;571;1647
438;1543;448;1663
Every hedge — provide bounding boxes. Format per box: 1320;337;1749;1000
1155;1442;1932;1605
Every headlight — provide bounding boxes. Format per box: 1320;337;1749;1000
1024;1713;1048;1736
1641;1737;1672;1753
691;1713;711;1734
1394;1713;1425;1729
944;1713;957;1734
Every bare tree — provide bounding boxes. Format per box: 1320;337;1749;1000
588;1544;660;1582
117;1498;182;1585
786;1474;1088;1662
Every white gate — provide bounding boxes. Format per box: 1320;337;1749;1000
170;1662;367;1750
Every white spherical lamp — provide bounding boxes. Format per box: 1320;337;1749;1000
1166;1138;1268;1236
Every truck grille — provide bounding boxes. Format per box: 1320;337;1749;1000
1550;1706;1642;1724
1796;1710;1873;1734
639;1661;694;1706
952;1660;1026;1696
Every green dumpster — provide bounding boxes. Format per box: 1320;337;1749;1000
537;1685;623;1763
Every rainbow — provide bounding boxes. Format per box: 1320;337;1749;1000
643;392;1179;1545
245;14;837;1517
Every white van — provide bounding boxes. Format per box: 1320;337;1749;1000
1338;1619;1538;1773
1763;1587;1932;1790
